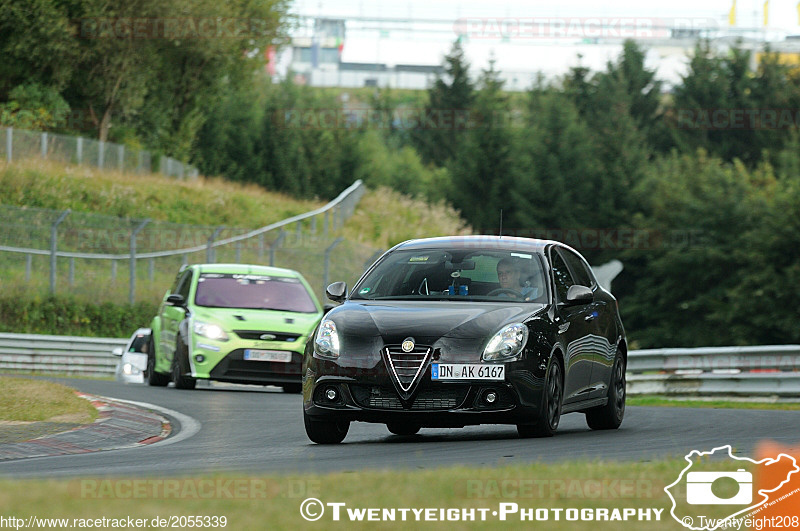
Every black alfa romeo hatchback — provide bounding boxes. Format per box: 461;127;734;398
302;236;627;444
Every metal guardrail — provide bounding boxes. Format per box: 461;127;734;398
0;333;123;377
627;346;800;397
1;126;198;179
0;179;368;304
1;334;799;398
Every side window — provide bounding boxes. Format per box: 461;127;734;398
560;248;595;288
549;249;575;303
176;271;193;299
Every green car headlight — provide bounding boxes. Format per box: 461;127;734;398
193;321;229;342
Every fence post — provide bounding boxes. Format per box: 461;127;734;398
5;127;11;163
69;257;75;286
76;137;83;164
118;145;124;172
258;233;265;259
41;132;48;158
111;260;117;282
323;237;344;293
25;253;31;282
269;230;286;267
323;211;329;238
296;220;302;242
207;226;223;263
149;258;155;282
235;241;242;262
137;151;144;174
98;141;105;168
310;215;317;236
50;209;70;294
130;219;150;304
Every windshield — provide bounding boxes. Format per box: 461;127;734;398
351;248;548;303
194;273;318;313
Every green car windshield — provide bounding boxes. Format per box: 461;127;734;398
195;273;317;313
351;249;548;303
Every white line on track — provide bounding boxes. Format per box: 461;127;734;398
103;397;202;447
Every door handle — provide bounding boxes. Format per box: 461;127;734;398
585;312;598;322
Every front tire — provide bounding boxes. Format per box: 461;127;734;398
303;410;349;444
386;422;421;436
172;338;196;390
146;335;169;387
585;348;625;430
518;356;563;438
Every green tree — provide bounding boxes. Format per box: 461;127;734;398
447;58;519;230
414;40;475;167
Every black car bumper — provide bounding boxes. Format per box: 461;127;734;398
303;358;545;427
208;349;302;385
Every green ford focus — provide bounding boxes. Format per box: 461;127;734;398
147;263;324;391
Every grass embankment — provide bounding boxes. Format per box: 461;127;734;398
627;396;800;410
0;160;469;336
0;377;98;443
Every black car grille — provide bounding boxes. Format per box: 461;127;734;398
384;345;430;392
233;330;300;342
350;385;470;410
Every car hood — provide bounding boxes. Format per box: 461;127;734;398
191;307;321;336
329;301;546;358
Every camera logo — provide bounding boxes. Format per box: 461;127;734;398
686;469;752;505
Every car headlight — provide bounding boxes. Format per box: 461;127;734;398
482;323;529;362
314;319;340;358
193;321;229;342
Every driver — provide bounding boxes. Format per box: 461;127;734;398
496;258;536;300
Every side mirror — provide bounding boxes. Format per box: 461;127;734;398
112;347;123;357
326;281;347;303
166;294;186;307
564;285;593;305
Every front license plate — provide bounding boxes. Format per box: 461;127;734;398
431;363;505;380
243;349;292;363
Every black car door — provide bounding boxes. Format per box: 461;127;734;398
558;247;614;400
548;247;593;404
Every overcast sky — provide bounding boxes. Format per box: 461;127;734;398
292;0;800;30
286;0;800;87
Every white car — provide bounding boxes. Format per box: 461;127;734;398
112;328;151;384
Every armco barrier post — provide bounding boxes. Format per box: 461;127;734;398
207;226;223;263
323;237;344;293
50;210;70;294
130;219;150;304
269;230;286;267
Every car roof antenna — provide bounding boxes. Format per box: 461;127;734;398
498;209;503;237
